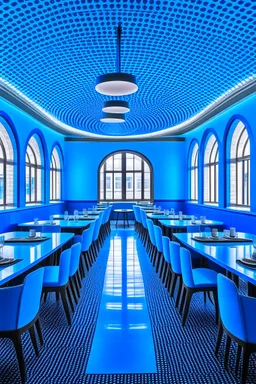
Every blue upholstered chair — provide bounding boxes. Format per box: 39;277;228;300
42;248;72;325
134;206;142;237
91;211;104;257
0;268;44;383
215;274;256;384
146;219;157;262
161;236;172;288
140;209;149;246
153;224;164;274
169;241;183;307
179;247;218;326
69;242;82;305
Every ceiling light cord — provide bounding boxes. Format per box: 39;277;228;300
116;23;122;73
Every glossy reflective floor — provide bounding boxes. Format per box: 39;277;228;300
86;231;157;374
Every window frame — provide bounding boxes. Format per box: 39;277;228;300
50;146;63;202
98;150;153;202
0;118;17;209
188;142;199;202
228;124;250;208
203;134;219;205
25;134;44;205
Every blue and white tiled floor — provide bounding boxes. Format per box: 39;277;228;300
0;227;255;383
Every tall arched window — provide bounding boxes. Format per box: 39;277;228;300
229;121;250;208
189;142;198;201
0;119;16;208
99;151;153;201
204;134;219;204
25;134;44;204
50;146;62;201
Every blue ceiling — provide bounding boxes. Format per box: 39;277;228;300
1;0;256;137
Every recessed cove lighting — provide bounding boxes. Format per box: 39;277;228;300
102;100;130;113
95;24;138;96
100;113;125;123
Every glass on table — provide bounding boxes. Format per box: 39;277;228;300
252;236;256;259
166;209;170;216
49;215;54;224
83;208;88;217
223;229;230;238
200;216;206;224
29;229;36;238
191;215;196;224
170;208;175;218
34;217;39;225
0;235;4;256
64;211;69;221
178;211;183;220
230;227;237;238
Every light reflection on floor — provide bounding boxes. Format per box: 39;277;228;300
86;230;157;374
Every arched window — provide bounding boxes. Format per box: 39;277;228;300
25;134;44;204
204;134;219;204
229;121;250;208
189;142;198;201
0;119;16;208
99;151;153;201
50;146;62;201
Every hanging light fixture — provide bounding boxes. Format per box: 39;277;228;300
102;100;130;113
95;24;138;96
100;113;126;123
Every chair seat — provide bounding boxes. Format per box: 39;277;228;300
192;268;218;288
241;295;256;343
43;266;60;287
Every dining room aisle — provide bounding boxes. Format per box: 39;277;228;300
86;229;157;374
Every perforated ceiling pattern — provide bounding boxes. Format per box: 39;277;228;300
1;0;256;136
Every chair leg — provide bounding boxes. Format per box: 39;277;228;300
35;319;44;346
179;285;186;315
69;278;79;305
12;332;26;384
235;344;242;374
215;321;223;356
182;290;193;327
169;273;178;297
241;348;250;384
66;285;75;312
212;289;219;324
224;335;231;369
175;277;183;308
60;289;72;325
29;326;39;357
56;292;60;301
74;274;81;298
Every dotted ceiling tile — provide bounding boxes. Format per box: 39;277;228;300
0;0;256;136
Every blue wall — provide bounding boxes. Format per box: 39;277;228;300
0;97;66;232
64;140;186;212
184;92;256;232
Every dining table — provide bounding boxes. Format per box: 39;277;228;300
18;219;95;235
159;219;224;239
53;214;99;220
173;231;256;297
0;231;74;287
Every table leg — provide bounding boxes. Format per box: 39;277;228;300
123;213;126;228
116;213;119;228
126;212;129;227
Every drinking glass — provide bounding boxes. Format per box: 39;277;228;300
191;215;196;224
200;216;206;224
179;211;183;220
0;235;4;256
223;229;230;238
230;227;237;238
34;218;39;225
64;211;69;221
83;208;88;217
29;229;36;238
49;215;54;224
252;237;256;259
170;208;175;218
211;228;218;238
166;209;170;216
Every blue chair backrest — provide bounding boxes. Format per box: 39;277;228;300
58;248;71;286
217;274;246;341
133;205;139;221
81;222;94;252
92;211;104;241
162;236;171;263
41;225;61;233
169;241;181;274
180;247;194;288
18;268;44;328
135;206;142;224
102;208;109;224
105;206;112;222
153;224;163;252
147;219;156;246
70;242;82;277
140;210;148;229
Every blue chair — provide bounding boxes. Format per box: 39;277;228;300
161;236;172;288
179;247;218;326
140;209;149;246
134;206;142;238
42;248;72;325
215;274;256;383
74;221;96;274
69;242;82;305
153;224;163;274
169;241;183;307
147;218;157;262
0;268;44;383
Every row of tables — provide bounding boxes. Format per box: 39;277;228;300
0;205;110;287
138;205;256;297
